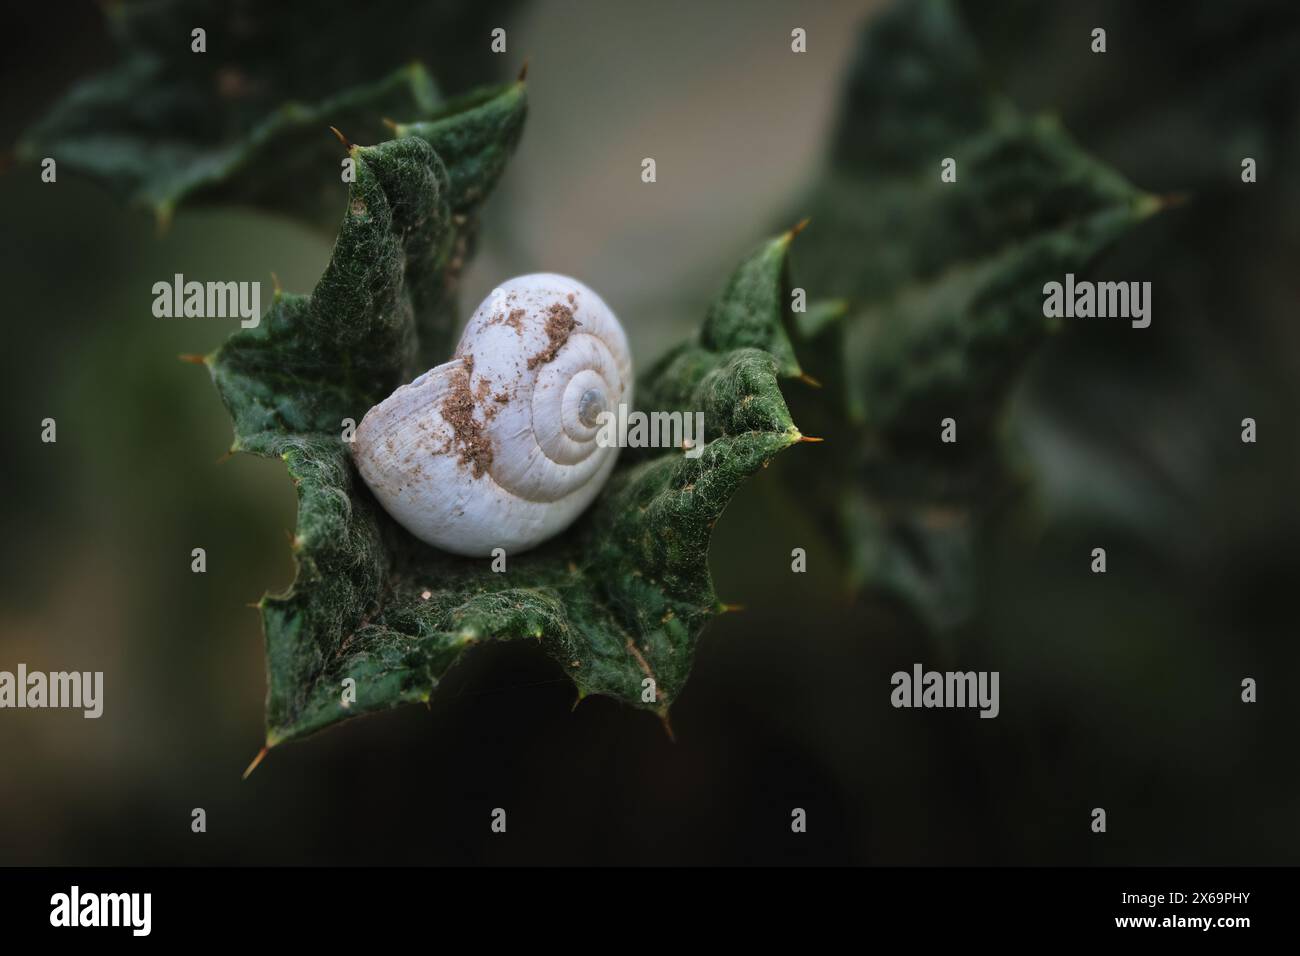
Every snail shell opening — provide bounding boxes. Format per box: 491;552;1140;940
352;274;633;557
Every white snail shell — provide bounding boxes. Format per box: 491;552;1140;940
352;274;633;557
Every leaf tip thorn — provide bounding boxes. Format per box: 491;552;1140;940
658;710;676;742
1156;191;1188;211
797;372;822;388
241;746;269;780
517;59;530;83
787;217;811;240
328;125;352;150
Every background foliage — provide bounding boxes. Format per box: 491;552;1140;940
2;0;1298;864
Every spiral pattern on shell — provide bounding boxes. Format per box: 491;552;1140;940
353;274;633;557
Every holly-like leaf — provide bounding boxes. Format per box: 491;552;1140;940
208;81;527;454
785;0;1160;630
16;0;522;227
396;80;529;369
199;122;808;745
394;81;530;218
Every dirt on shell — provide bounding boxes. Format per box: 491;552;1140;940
488;307;526;334
440;355;494;477
527;302;578;370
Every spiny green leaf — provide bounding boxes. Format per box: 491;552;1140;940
700;229;804;378
201;135;806;745
785;0;1158;630
396;80;529;214
207;82;528;447
209;136;449;453
397;79;529;367
17;0;522;226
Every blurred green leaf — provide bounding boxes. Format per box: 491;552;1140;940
787;0;1158;630
17;0;523;226
958;0;1300;194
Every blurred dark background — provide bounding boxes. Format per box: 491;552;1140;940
2;0;1297;865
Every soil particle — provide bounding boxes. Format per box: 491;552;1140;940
527;302;578;370
474;374;505;422
439;355;493;477
487;307;526;334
